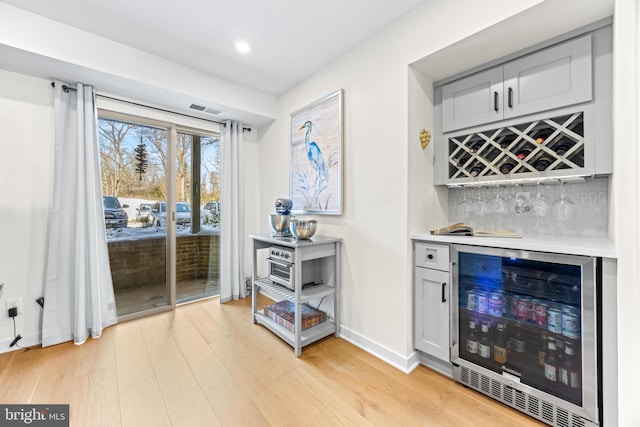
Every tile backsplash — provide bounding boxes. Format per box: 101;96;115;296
447;177;609;237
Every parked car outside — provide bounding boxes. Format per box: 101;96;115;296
135;203;153;221
149;201;191;226
201;201;220;225
103;196;129;229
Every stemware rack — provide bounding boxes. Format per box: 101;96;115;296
447;112;586;184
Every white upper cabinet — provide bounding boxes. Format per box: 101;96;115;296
433;23;613;186
442;67;504;133
442;35;592;134
503;35;592;120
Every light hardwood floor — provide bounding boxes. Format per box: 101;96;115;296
0;295;544;426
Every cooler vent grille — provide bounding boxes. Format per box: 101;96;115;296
542;402;555;423
491;380;501;398
516;389;526;410
456;366;595;427
528;396;540;415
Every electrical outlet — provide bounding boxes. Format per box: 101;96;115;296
6;298;21;315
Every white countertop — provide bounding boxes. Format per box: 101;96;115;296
410;232;616;258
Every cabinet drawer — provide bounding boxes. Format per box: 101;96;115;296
415;242;449;271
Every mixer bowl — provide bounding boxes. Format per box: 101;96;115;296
269;214;291;235
290;219;317;240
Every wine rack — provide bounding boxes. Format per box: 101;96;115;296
447;112;585;183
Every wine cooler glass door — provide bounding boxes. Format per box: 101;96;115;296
451;244;598;422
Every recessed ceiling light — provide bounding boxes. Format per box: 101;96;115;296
235;41;251;54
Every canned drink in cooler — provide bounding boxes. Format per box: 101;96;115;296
516;296;532;321
466;290;476;311
476;291;488;314
562;305;581;339
488;292;503;317
532;299;549;327
547;306;563;334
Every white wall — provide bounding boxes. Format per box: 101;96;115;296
0;70;54;348
611;0;640;424
257;0;546;367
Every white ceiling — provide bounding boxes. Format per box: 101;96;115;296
1;0;426;96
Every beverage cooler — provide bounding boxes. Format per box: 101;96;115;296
451;244;600;427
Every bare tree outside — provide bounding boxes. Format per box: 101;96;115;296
201;136;221;203
98;117;221;209
98;120;135;197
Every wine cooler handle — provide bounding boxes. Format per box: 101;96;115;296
493;91;499;112
441;282;447;303
508;87;513;108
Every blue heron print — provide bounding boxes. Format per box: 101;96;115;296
299;121;328;181
296;120;337;210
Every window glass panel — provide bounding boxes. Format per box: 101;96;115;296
98;115;221;316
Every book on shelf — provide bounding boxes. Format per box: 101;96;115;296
429;223;521;238
263;300;326;332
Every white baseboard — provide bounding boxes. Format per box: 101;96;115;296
0;333;40;354
418;353;454;378
339;325;420;374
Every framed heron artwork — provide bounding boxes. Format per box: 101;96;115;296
289;89;343;215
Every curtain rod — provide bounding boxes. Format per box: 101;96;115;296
50;82;252;132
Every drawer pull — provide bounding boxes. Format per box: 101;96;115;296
427;254;434;260
441;282;447;303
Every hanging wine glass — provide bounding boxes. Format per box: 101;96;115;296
552;180;575;221
492;185;508;214
530;181;550;217
513;185;530;215
456;186;472;219
473;186;489;216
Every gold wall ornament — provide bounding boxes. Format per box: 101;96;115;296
420;129;431;150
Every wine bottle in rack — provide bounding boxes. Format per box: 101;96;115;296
534;157;552;171
457;156;471;168
469;141;484;153
500;161;515;175
554;143;570;156
534;129;552;145
470;163;484;177
516;149;531;160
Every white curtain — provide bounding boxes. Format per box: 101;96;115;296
42;80;117;347
219;121;246;302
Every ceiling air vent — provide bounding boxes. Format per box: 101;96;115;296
187;102;223;115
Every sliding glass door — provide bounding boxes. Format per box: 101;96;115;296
175;131;221;304
98;113;221;318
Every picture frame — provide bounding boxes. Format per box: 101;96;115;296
289;89;343;215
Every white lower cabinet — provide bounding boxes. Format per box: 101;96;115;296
414;242;451;362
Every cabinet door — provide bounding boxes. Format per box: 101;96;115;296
503;35;592;120
414;267;450;361
442;67;503;133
